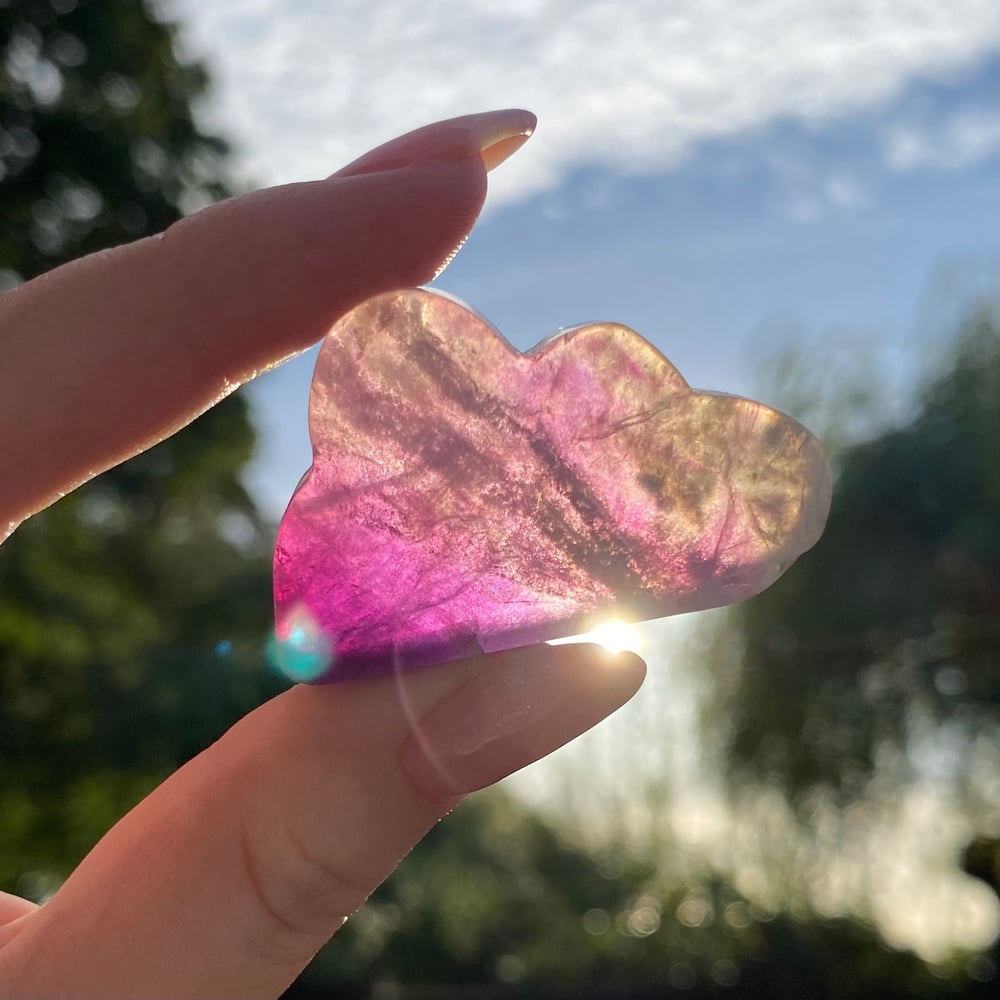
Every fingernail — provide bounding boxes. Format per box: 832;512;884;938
334;109;536;179
401;643;646;800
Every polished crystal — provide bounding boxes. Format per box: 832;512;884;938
274;289;831;681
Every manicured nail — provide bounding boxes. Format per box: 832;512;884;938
334;109;536;179
401;643;646;800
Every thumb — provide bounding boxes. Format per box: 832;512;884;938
0;644;645;998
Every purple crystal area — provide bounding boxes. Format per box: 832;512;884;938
274;288;831;682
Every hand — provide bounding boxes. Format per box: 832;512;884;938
0;110;645;998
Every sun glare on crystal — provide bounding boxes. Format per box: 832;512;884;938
548;620;643;655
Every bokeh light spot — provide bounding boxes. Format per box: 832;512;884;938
582;907;612;935
710;959;740;987
268;603;335;682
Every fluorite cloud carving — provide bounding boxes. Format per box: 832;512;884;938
274;289;831;682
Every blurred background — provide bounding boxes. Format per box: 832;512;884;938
1;0;997;996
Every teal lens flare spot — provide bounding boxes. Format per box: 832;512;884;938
268;604;335;683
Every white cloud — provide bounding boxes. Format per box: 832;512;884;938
825;175;863;208
760;150;867;222
883;108;1000;172
164;0;999;205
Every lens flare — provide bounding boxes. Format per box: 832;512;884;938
267;603;335;682
548;620;642;655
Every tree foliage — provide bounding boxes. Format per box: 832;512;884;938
1;0;281;891
288;792;967;999
1;0;228;284
728;307;1000;808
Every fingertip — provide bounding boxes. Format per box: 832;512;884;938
558;641;648;696
0;890;37;928
334;108;536;179
400;641;647;799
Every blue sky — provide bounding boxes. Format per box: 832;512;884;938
161;0;1000;514
230;50;998;517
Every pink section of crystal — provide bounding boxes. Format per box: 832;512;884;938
274;289;831;681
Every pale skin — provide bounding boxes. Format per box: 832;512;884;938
0;111;646;998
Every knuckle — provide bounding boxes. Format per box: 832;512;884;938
239;813;369;960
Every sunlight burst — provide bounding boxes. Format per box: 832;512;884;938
548;619;642;655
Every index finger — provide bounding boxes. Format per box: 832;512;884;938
0;110;536;537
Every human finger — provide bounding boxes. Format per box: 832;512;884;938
0;643;645;998
0;893;35;929
0;109;536;538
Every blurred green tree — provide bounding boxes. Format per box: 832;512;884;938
0;0;282;892
288;791;954;999
727;307;999;805
1;0;228;283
